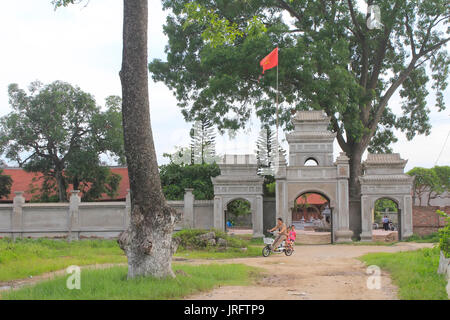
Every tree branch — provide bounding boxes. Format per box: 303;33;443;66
330;115;350;154
347;0;363;39
276;0;303;23
405;14;417;58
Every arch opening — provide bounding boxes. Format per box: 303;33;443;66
304;157;319;166
372;197;400;241
225;198;253;236
292;192;332;244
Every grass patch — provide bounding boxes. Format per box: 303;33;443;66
402;233;440;243
1;264;259;300
360;246;448;300
0;238;126;282
175;246;261;259
0;235;263;282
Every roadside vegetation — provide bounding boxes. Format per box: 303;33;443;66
360;246;448;300
173;229;263;259
1;263;259;300
0;238;126;282
0;231;263;282
403;232;440;243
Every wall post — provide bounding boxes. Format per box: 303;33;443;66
124;189;131;228
68;190;81;242
183;188;195;228
12;191;25;241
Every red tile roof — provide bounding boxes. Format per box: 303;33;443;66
0;167;130;202
296;193;328;205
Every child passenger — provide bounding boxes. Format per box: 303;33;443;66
287;225;297;250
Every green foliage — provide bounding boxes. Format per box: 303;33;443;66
152;0;449;166
1;263;257;300
256;126;276;176
227;199;251;217
408;166;450;205
374;198;398;215
0;169;12;199
0;81;124;202
0;238;125;282
403;232;440;243
173;228;249;250
437;209;450;258
159;162;220;200
28;174;59;203
190;117;217;165
360;247;448;300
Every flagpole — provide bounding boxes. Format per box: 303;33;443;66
276;60;279;150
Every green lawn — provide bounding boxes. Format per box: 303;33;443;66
0;238;126;282
0;237;262;282
1;264;258;300
175;245;262;259
360;246;448;300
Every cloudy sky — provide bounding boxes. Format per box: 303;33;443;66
0;0;448;171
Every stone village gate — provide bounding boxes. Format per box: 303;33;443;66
211;155;264;238
211;111;413;242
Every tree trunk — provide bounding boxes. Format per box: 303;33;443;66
55;169;67;202
347;146;364;240
118;0;181;279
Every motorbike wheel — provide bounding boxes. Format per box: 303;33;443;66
285;248;293;256
262;245;271;257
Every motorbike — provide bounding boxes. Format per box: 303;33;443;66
262;232;294;257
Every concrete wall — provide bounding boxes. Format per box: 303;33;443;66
0;190;215;239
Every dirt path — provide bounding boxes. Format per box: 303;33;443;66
187;242;434;300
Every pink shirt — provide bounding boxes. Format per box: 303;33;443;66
289;230;297;241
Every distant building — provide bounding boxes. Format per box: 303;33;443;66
0;167;130;203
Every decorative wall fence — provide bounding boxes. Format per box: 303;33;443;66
0;189;215;239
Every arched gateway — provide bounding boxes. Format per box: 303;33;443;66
210;111;413;243
211;154;264;237
274;111;353;243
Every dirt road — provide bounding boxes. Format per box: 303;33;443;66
187;242;434;300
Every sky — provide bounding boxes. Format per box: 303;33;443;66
0;0;448;171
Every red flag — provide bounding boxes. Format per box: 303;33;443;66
260;47;278;74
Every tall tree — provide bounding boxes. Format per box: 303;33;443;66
54;0;181;278
150;0;449;235
0;81;124;202
408;167;439;206
190;117;217;164
0;169;12;199
117;0;181;279
255;126;276;175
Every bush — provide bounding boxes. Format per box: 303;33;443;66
173;229;248;250
436;210;450;258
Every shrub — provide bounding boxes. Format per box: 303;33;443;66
404;232;440;243
436;210;450;258
173;228;248;250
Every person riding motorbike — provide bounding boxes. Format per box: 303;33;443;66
267;217;288;251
